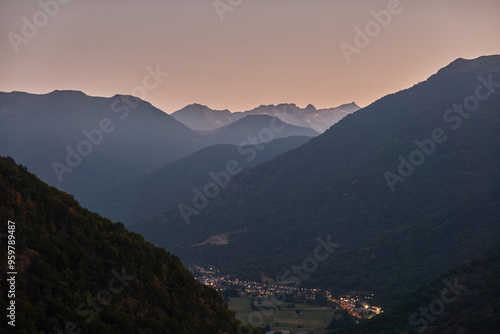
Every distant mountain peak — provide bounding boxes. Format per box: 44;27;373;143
340;102;359;108
187;103;209;109
333;102;361;112
179;103;231;113
438;55;500;75
171;103;233;131
137;55;500;308
48;89;88;97
305;103;316;111
277;103;298;108
172;101;360;132
253;103;297;110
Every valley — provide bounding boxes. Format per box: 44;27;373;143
192;265;383;333
131;56;500;308
1;44;499;333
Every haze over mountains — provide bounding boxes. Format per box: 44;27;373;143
194;115;319;145
131;55;500;304
1;55;499;333
0;92;341;207
2;0;500;332
172;102;360;133
0;91;206;202
86;136;312;224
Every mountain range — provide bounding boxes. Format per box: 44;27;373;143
131;55;500;304
1;55;499;332
193;115;318;144
172;102;360;133
85;136;312;224
0;91;328;208
0;91;205;203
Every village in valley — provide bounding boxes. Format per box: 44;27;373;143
191;265;383;333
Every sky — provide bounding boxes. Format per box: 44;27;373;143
1;0;500;114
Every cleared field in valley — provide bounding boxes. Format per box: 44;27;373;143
228;296;334;333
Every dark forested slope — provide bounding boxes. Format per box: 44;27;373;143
0;156;257;334
339;244;500;334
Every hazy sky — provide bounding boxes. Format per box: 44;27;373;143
1;0;499;113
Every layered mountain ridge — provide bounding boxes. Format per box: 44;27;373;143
0;90;205;203
86;136;312;225
0;91;323;209
172;101;360;133
132;55;500;304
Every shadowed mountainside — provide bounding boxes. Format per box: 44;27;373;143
338;244;500;333
194;114;319;144
86;136;313;225
0;156;258;334
132;55;500;305
0;91;206;204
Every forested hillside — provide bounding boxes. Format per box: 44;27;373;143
0;156;258;334
338;244;500;333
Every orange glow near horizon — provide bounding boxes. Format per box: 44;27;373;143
1;0;500;113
